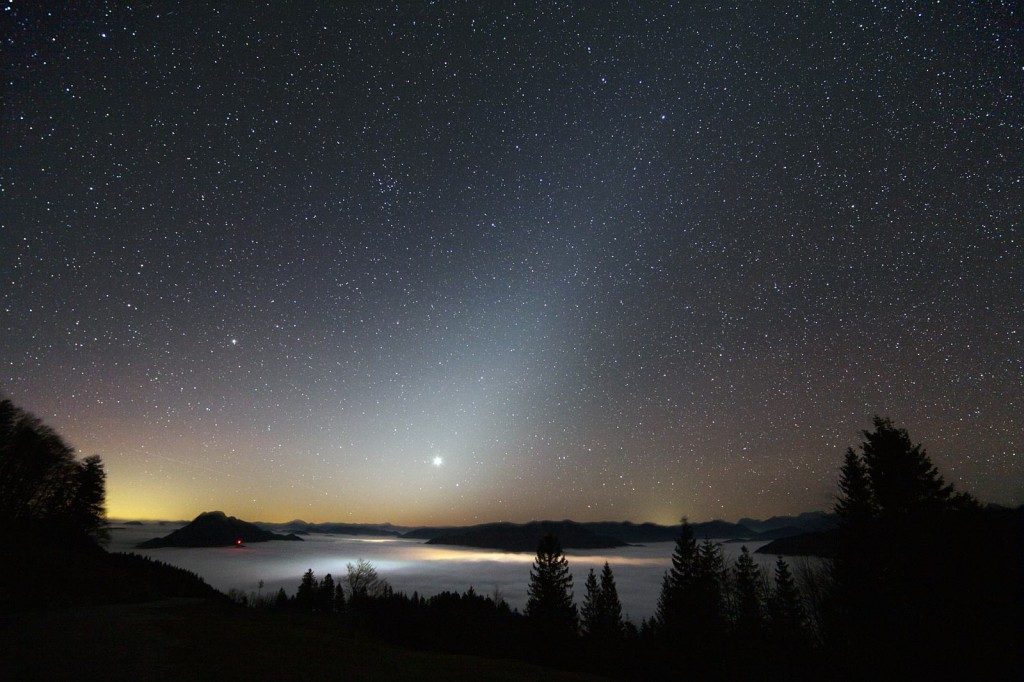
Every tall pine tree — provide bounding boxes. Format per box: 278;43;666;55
656;519;697;633
580;568;601;637
597;562;624;638
525;533;577;638
733;546;764;635
694;538;729;631
827;417;986;677
859;416;972;516
296;568;317;610
318;573;335;612
768;557;806;641
835;447;874;523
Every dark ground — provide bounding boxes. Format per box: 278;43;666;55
1;598;603;681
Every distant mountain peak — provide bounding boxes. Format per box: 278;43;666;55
195;510;229;520
137;511;302;548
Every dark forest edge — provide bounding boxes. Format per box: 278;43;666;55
2;398;1021;679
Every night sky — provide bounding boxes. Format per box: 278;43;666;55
3;2;1021;525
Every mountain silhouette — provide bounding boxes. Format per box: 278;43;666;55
136;511;303;548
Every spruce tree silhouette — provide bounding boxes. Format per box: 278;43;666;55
655;518;697;636
826;417;1009;679
694;538;729;632
318;573;335;612
858;417;973;516
655;521;731;673
525;533;577;647
296;569;317;610
71;455;108;542
768;557;805;638
597;562;624;638
835;447;874;523
580;562;623;641
733;546;764;636
580;568;601;638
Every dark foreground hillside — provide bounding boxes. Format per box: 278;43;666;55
0;539;600;681
0;533;227;611
2;599;602;681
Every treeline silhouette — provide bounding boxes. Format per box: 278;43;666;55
240;529;820;677
0;397;224;610
238;417;1021;679
3;396;1020;679
1;398;107;546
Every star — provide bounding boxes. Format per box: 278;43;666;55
2;1;1018;525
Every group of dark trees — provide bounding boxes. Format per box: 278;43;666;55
229;558;391;612
253;526;819;677
641;525;812;677
0;398;107;545
513;522;817;677
580;561;625;641
1;398;230;610
291;558;390;611
257;417;1020;679
233;561;527;660
824;417;1020;678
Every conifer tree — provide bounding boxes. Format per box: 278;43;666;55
694;538;729;630
525;533;577;636
832;445;880;628
274;587;289;609
656;519;697;632
296;568;317;609
334;581;346;611
71;455;108;541
581;563;624;640
580;568;601;637
827;417;983;676
597;561;624;637
733;546;763;634
859;416;970;516
835;448;874;523
319;573;335;612
768;557;805;638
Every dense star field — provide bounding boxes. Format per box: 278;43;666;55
2;2;1020;524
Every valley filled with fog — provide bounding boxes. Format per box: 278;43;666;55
108;524;807;620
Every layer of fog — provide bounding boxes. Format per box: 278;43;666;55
107;524;815;620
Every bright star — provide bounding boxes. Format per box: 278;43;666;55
431;456;444;467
